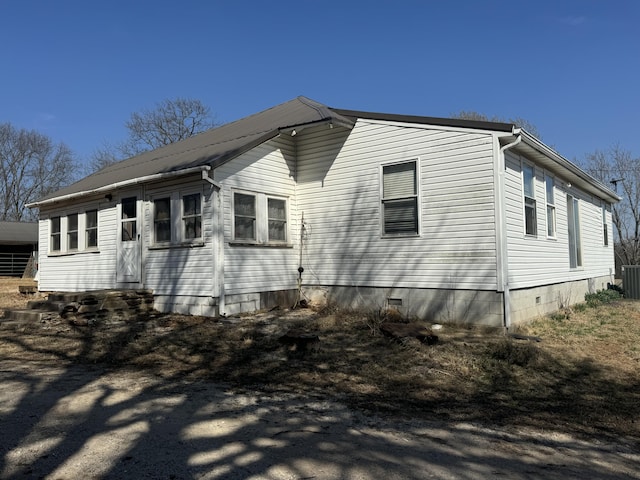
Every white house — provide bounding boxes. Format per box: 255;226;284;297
28;97;618;326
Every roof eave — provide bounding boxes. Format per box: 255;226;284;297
505;130;620;204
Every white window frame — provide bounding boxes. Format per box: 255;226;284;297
232;189;289;245
182;192;203;241
50;216;61;252
602;204;609;247
522;163;537;236
150;188;204;246
67;213;78;251
567;195;582;269
153;196;173;244
85;209;98;249
545;174;556;238
380;158;420;237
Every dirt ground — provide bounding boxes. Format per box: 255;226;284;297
1;278;639;479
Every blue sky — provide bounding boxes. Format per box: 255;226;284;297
1;0;638;167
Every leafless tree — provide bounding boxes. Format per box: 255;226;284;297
0;123;76;221
452;111;542;140
582;145;640;267
87;97;216;171
120;97;215;157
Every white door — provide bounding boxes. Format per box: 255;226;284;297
116;195;142;284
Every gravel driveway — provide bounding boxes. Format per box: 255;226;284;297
1;359;639;480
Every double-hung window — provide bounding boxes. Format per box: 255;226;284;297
523;164;537;236
602;205;609;247
51;217;61;252
67;213;78;250
182;193;202;240
234;193;257;241
567;195;582;268
86;210;98;248
546;176;556;237
268;197;287;242
232;191;288;244
381;160;419;236
154;197;172;243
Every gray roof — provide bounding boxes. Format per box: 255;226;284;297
28;95;618;206
0;221;38;245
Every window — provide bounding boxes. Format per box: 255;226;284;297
154;197;172;243
67;213;78;250
51;217;61;252
182;193;202;240
567;195;582;268
382;161;418;235
268;198;287;242
121;197;137;242
86;210;98;248
523;164;537;236
546;176;556;237
234;193;256;241
603;205;609;246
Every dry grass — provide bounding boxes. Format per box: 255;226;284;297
1;277;639;444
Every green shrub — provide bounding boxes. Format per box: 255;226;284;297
584;289;621;308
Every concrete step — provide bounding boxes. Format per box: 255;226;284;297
1;309;56;324
26;300;66;313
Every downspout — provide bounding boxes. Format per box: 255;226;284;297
201;170;225;316
497;131;522;331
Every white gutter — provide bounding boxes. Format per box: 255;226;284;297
27;165;212;208
497;130;522;331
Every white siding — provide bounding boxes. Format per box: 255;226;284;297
38;197;117;291
296;120;498;291
505;151;615;289
142;177;215;297
215;137;299;295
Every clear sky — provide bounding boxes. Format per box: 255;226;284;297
1;0;638;167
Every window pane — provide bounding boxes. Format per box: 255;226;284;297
155;221;171;242
51;235;60;252
68;213;78;231
234;216;255;240
122;220;136;241
546;177;554;204
269;220;286;241
86;210;97;228
184;217;202;240
268;198;286;220
383;163;416;198
122;197;136;219
51;217;60;234
523;165;534;197
87;229;98;248
155;198;171;220
384;198;418;234
68;232;78;250
234;193;255;216
183;194;201;216
525;198;537;236
547;205;556;237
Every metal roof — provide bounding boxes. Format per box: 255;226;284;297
28;96;618;207
0;221;38;245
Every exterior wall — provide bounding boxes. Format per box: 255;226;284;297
214;136;300;305
37;195;117;291
141;175;217;315
509;275;611;324
504;151;615;290
295;120;499;293
303;285;504;326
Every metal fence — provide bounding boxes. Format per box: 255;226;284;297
623;265;640;299
0;252;32;277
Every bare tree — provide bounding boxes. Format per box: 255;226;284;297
582;145;640;267
120;97;215;157
0;123;76;221
452;111;542;140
